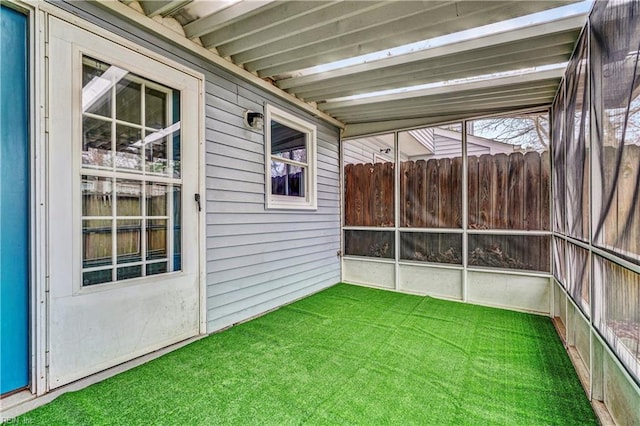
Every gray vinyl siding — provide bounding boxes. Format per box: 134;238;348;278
343;135;400;165
204;87;341;331
56;1;342;333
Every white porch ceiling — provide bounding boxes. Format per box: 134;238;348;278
122;0;588;136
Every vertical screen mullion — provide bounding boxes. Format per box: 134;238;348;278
141;179;147;277
110;79;118;282
141;82;146;174
167;93;174;178
140;84;146;277
111;179;117;282
168;184;174;272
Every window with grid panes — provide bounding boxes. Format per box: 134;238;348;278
81;56;182;285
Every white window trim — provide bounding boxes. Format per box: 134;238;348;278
265;104;318;210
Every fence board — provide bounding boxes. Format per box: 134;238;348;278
507;153;525;229
493;153;509;229
451;157;463;228
478;154;492;229
468;156;479;229
400;161;409;227
552;139;566;233
344;164;354;225
363;163;373;226
439;158;452;228
526;151;546;263
426;159;439;228
374;163;384;226
582;151;590;240
602;150;618;248
417;160;428;227
384;162;395;226
541;151;551;231
344;164;352;225
524;151;541;231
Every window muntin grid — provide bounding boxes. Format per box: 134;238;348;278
81;56;182;286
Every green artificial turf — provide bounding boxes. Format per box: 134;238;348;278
20;283;597;425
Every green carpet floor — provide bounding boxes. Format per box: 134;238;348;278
19;284;597;425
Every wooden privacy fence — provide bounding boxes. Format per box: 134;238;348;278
82;195;169;266
401;157;463;228
600;257;640;361
344;151;550;230
600;144;640;260
468;151;550;230
344;162;395;227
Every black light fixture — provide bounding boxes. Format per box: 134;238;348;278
244;110;264;130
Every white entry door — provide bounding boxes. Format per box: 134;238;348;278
48;17;202;388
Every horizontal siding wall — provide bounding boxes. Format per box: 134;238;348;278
56;1;342;333
204;82;341;331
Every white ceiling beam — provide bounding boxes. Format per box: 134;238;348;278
334;88;556;120
335;92;556;122
237;1;456;68
336;101;554;125
199;1;335;47
326;84;559;119
344;116;470;138
299;58;567;101
320;68;565;111
326;81;560;118
343;106;550;138
242;1;471;73
278;13;585;91
248;1;576;77
295;45;573;101
140;0;192;18
183;0;277;39
220;1;393;59
291;32;577;97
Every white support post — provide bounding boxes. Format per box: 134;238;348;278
394;130;400;291
462;120;469;303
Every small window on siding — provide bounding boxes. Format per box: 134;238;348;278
265;104;317;210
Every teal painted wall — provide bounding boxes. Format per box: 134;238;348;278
0;4;30;395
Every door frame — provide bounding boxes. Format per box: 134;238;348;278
2;0;47;398
0;0;36;398
25;1;206;395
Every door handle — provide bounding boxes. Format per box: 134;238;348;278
194;193;202;212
